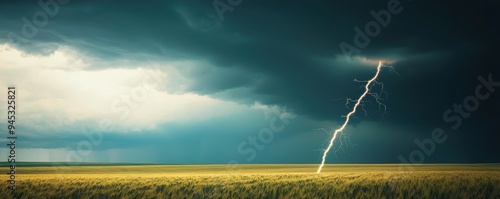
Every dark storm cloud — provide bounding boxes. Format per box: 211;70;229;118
1;0;499;163
0;0;497;119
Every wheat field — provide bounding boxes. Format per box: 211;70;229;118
1;164;499;198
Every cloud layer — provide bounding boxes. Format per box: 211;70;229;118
0;0;499;164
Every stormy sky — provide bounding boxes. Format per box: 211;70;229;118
0;0;499;165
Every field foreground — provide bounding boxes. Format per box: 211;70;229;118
1;164;499;199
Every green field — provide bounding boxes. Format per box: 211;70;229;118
1;164;499;198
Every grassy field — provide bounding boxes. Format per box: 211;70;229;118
1;164;499;198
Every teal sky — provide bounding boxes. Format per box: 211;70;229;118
0;0;499;165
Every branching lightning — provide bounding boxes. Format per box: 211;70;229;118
317;61;386;174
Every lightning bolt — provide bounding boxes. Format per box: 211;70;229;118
317;61;385;174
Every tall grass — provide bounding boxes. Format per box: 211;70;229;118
1;164;499;199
